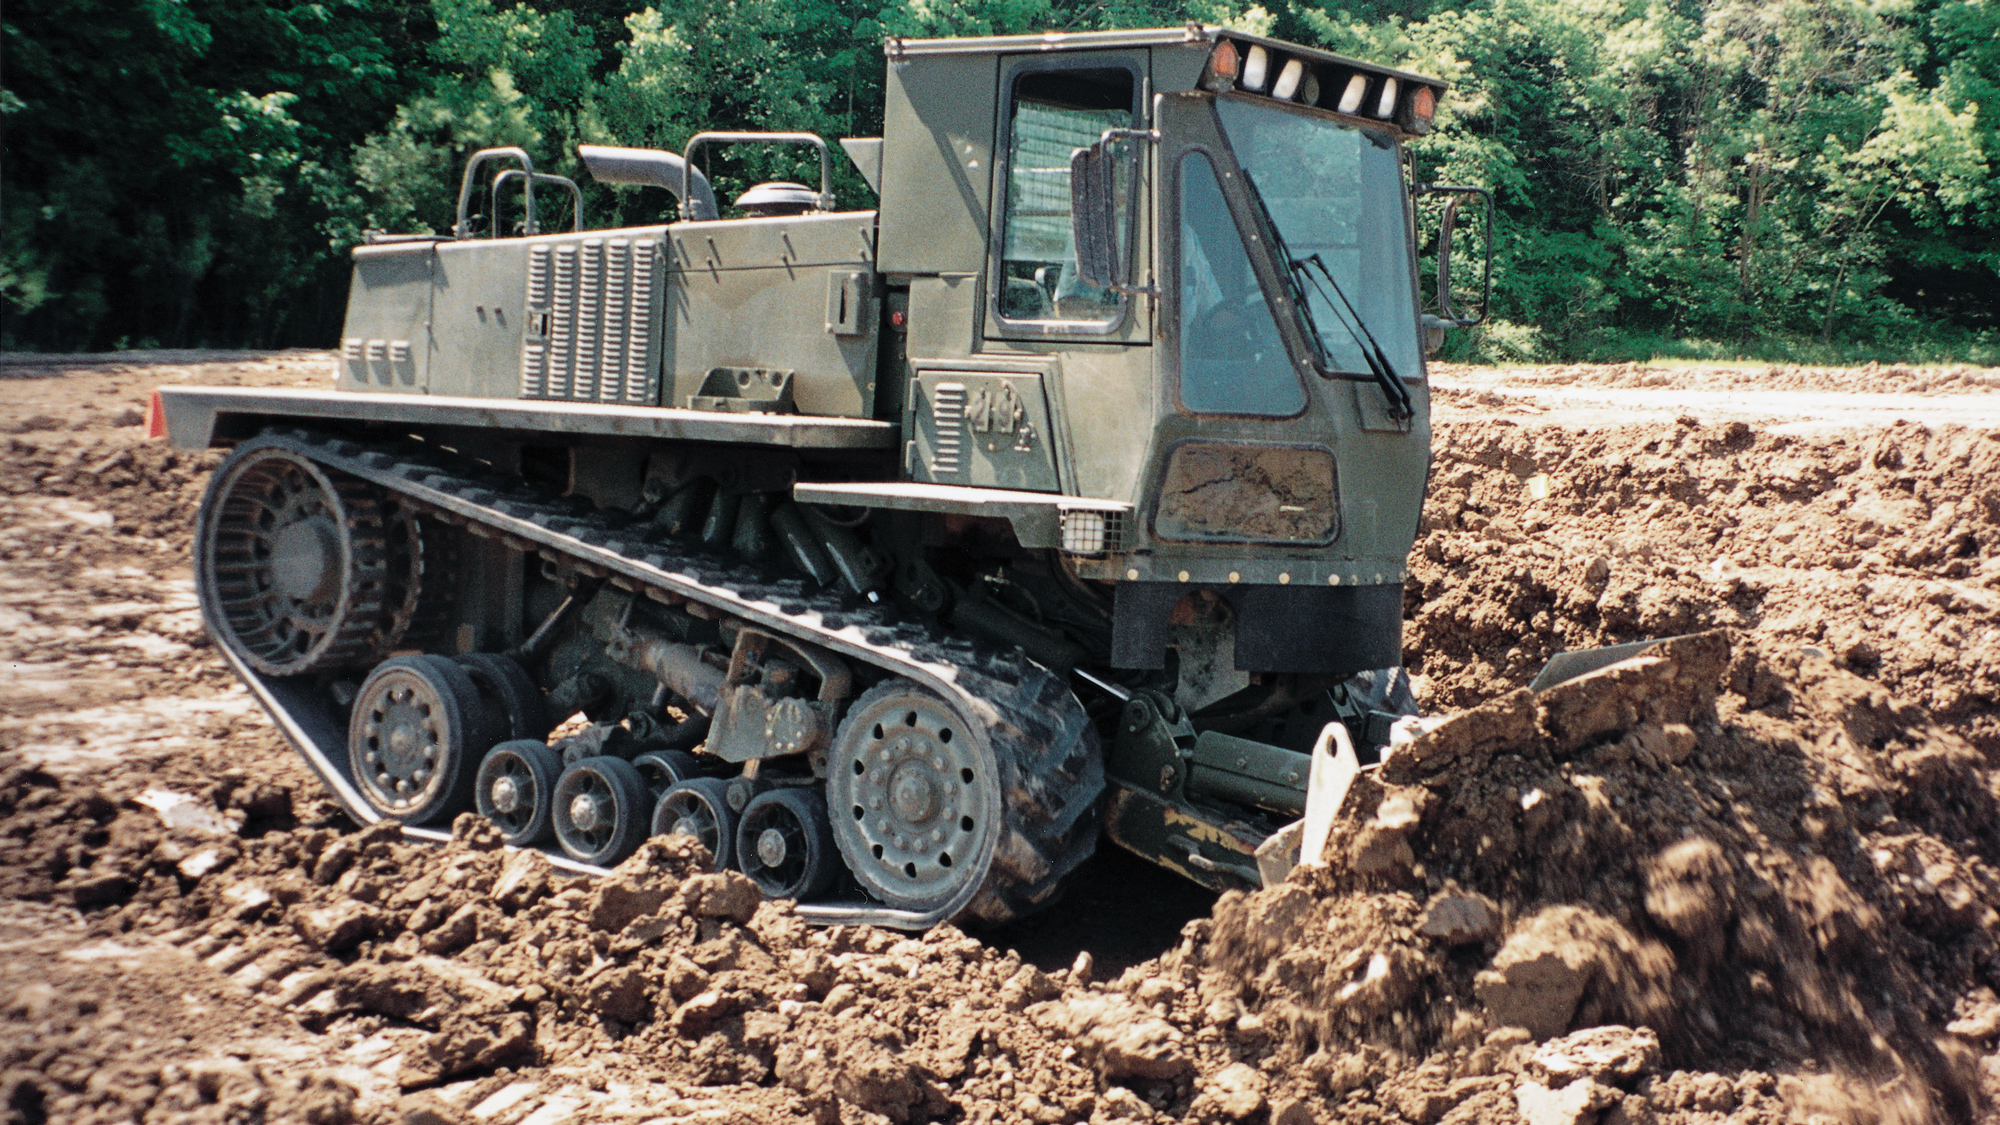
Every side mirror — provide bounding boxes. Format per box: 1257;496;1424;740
1070;142;1121;289
1070;126;1155;294
1417;185;1492;327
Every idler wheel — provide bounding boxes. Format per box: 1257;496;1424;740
475;740;564;845
652;777;736;871
826;679;998;911
552;756;651;866
196;443;388;676
735;788;836;901
348;654;487;823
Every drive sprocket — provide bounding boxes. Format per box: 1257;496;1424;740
196;442;390;677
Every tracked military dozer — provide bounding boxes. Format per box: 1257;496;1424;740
155;26;1492;928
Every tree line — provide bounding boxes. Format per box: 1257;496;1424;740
3;0;1994;362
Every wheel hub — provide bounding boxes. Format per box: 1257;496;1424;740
271;518;340;602
757;827;789;868
569;793;602;833
889;762;940;822
489;775;521;814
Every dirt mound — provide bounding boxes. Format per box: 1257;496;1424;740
1196;632;2000;1123
1408;417;2000;756
1433;362;2000;397
8;633;1999;1124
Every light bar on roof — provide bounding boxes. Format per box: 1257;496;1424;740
1206;36;1446;135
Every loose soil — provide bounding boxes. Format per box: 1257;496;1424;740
3;352;1998;1125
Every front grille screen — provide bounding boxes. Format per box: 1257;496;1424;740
1153;441;1338;544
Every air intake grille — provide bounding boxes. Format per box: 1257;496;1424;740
930;382;967;477
521;238;662;404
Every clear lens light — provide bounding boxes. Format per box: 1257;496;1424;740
1271;59;1305;100
1242;45;1270;91
1376;77;1399;118
1337;74;1367;114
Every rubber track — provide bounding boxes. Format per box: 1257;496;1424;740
255;428;1104;928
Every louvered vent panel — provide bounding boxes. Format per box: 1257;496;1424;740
520;245;552;398
547;244;579;400
598;240;631;404
519;238;661;404
931;382;967;477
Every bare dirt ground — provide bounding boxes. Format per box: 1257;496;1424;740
2;352;1998;1125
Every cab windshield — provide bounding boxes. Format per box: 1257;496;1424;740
1214;98;1420;382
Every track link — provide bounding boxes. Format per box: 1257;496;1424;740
226;429;1104;929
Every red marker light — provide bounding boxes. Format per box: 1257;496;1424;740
144;390;166;440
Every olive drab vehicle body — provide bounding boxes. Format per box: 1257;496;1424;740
157;27;1489;927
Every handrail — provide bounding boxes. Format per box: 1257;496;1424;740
680;132;834;220
493;170;583;235
454;147;534;239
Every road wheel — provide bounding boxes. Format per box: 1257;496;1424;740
736;788;837;901
553;756;651;866
475;740;564;845
653;777;736;871
632;750;703;796
457;652;552;743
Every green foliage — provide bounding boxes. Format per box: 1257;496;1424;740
3;0;1994;357
1279;0;1996;360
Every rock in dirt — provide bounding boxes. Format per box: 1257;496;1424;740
1528;1026;1660;1089
1029;993;1189;1080
999;962;1062;1009
687;871;762;923
419;902;483;954
1515;1077;1619;1125
295;900;380;954
1381;688;1537;785
1419;887;1499;946
587;872;672;932
1535;632;1728;756
1474;907;1670;1042
491;849;550;911
1196;1061;1267;1119
582;966;649;1023
398;1013;533;1087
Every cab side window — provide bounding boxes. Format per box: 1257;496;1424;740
998;68;1134;324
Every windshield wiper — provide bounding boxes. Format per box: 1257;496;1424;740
1237;171;1413;423
1295;253;1413;421
1236;171;1333;370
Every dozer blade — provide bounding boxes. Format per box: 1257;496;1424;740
1527;634;1702;693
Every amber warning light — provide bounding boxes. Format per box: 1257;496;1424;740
1203;40;1240;92
1409;84;1438;133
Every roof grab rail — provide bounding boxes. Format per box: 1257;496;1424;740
492;170;583;236
680;132;834;220
454;148;534;239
